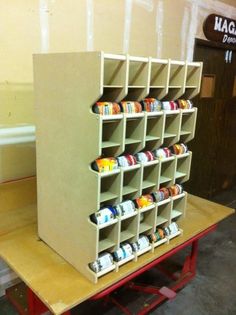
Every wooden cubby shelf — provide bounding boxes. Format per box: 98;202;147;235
148;58;169;100
101;115;125;156
125;114;146;153
145;112;165;150
121;167;142;199
165;60;186;100
141;161;160;194
183;62;203;99
33;51;202;283
156;201;171;227
159;158;176;187
175;152;192;184
120;215;138;243
99;172;121;208
163;111;181;147
171;193;187;222
125;56;150;101
180;108;198;143
139;207;156;235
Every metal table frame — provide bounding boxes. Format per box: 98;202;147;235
6;224;217;315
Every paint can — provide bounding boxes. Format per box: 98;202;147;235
135;151;155;163
131;235;150;252
92;102;121;115
153;147;171;159
113;243;133;262
171;143;188;155
117;154;137;167
164;222;179;236
115;200;136;216
162;101;178;110
148;228;165;243
120;101;142;114
135;194;155;209
92;157;118;172
141;98;162;112
90;206;117;225
89;252;114;273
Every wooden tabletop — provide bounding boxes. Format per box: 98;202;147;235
0;179;234;314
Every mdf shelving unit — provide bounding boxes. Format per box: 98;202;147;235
33;52;202;283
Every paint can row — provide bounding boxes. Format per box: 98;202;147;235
89;222;179;273
92;99;193;115
92;144;188;173
91;187;183;225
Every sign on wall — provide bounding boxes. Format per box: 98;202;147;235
203;14;236;46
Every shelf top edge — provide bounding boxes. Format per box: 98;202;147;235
103;53;126;61
129;56;149;62
151;58;168;64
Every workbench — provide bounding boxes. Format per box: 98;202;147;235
0;178;234;315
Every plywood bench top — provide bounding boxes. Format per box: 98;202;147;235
0;182;234;315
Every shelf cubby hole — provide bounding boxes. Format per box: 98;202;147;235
142;163;160;193
164;61;186;100
98;223;118;253
163;112;181;147
145;114;164;150
100;173;121;207
103;57;126;87
148;59;169;99
168;62;185;88
171;194;186;222
102;118;124;156
159;159;176;186
120;215;138;243
175;152;192;184
122;168;141;199
139;208;155;235
180;109;197;143
184;63;202;99
125;116;146;154
101;56;127;102
125;58;149;101
156;201;171;227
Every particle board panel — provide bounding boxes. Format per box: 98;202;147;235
0;194;234;315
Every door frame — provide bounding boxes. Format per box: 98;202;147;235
194;38;236;55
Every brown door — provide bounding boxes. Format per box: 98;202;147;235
186;39;236;198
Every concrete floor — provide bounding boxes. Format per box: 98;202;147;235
1;187;236;315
